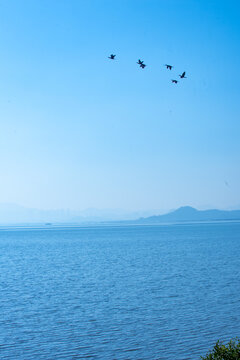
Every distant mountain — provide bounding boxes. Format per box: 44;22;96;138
1;203;239;225
137;206;240;224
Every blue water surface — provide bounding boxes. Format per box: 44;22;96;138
0;222;240;359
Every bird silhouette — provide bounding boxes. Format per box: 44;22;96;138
179;71;186;78
165;64;173;70
140;63;146;69
108;54;116;60
137;59;144;65
172;80;178;84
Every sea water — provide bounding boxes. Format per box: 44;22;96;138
0;222;239;359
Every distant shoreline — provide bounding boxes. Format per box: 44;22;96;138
1;218;240;231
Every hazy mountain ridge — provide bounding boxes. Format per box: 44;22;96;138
136;206;240;223
1;204;240;224
0;203;164;224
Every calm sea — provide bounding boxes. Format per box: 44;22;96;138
0;222;239;359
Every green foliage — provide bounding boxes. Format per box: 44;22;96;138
201;339;240;359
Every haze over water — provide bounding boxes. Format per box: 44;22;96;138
0;1;240;358
0;222;239;359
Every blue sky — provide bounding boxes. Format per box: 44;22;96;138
0;0;240;211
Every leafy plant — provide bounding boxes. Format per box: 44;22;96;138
201;339;240;359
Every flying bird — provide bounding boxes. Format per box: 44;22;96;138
108;54;116;60
179;71;186;79
137;59;144;65
165;64;173;70
172;80;178;84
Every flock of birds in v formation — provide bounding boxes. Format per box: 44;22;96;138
108;54;187;84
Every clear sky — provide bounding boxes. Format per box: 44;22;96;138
0;0;240;212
